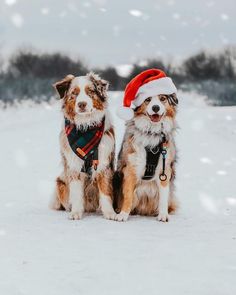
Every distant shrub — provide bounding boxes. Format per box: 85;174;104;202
183;49;235;81
180;80;236;106
0;76;55;103
9;50;88;79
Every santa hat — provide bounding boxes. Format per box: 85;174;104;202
117;68;177;120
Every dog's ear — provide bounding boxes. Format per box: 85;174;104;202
170;93;178;105
53;74;75;99
88;72;109;101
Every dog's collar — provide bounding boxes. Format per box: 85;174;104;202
65;117;105;175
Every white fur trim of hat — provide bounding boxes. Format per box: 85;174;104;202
133;77;177;107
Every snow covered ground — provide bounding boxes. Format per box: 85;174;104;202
0;91;236;295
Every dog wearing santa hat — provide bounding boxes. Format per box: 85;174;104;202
114;69;178;222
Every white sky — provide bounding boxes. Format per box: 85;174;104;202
0;0;235;67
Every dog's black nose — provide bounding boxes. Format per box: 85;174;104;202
152;105;160;113
78;101;87;110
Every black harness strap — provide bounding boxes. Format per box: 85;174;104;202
142;146;161;180
81;148;98;176
142;132;168;181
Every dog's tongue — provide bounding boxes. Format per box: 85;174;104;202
150;114;160;122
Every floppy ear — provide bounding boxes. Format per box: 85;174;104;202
88;72;109;101
169;93;178;106
53;74;75;99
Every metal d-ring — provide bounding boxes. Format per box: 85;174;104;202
159;173;167;181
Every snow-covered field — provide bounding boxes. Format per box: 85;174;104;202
0;92;236;295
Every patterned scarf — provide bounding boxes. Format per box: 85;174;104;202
65;117;105;172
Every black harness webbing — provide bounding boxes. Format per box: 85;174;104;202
142;132;168;181
142;146;161;180
81;148;98;176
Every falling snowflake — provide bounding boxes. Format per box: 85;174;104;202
160;35;167;41
41;8;50;15
200;157;213;164
172;13;180;20
81;30;88;36
113;25;121;36
99;7;107;12
83;2;91;8
221;13;229;21
59;11;67;18
0;229;6;236
129;10;143;17
5;0;17;6
11;13;24;28
116;64;133;78
199;193;219;214
167;0;175;6
217;170;227;176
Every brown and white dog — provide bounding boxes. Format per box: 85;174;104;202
50;73;117;220
114;69;178;222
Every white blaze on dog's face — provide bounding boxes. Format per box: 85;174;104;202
145;95;166;122
133;94;178;133
54;73;109;128
70;76;95;114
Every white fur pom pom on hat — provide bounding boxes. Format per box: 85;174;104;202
116;106;134;121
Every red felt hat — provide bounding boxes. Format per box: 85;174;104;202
117;68;177;120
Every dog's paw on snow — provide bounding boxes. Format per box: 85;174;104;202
68;211;83;220
103;211;117;221
157;212;169;222
115;211;129;222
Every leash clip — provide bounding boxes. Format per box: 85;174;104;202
159;145;168;182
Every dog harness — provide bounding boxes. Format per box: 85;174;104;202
142;132;168;181
65;118;105;175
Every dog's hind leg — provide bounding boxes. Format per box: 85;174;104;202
49;190;62;210
50;176;70;211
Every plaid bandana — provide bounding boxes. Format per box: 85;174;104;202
65;117;105;171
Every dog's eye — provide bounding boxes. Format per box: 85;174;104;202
160;96;167;102
69;93;77;100
145;97;152;103
70;93;76;98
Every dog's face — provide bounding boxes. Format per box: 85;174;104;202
54;72;109;127
134;94;178;133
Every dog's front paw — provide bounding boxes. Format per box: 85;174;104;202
103;211;117;221
115;211;129;222
157;212;169;222
68;211;83;220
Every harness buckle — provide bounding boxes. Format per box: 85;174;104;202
150;146;159;154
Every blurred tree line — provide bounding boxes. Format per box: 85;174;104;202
0;47;236;105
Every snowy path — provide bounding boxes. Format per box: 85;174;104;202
0;92;236;295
